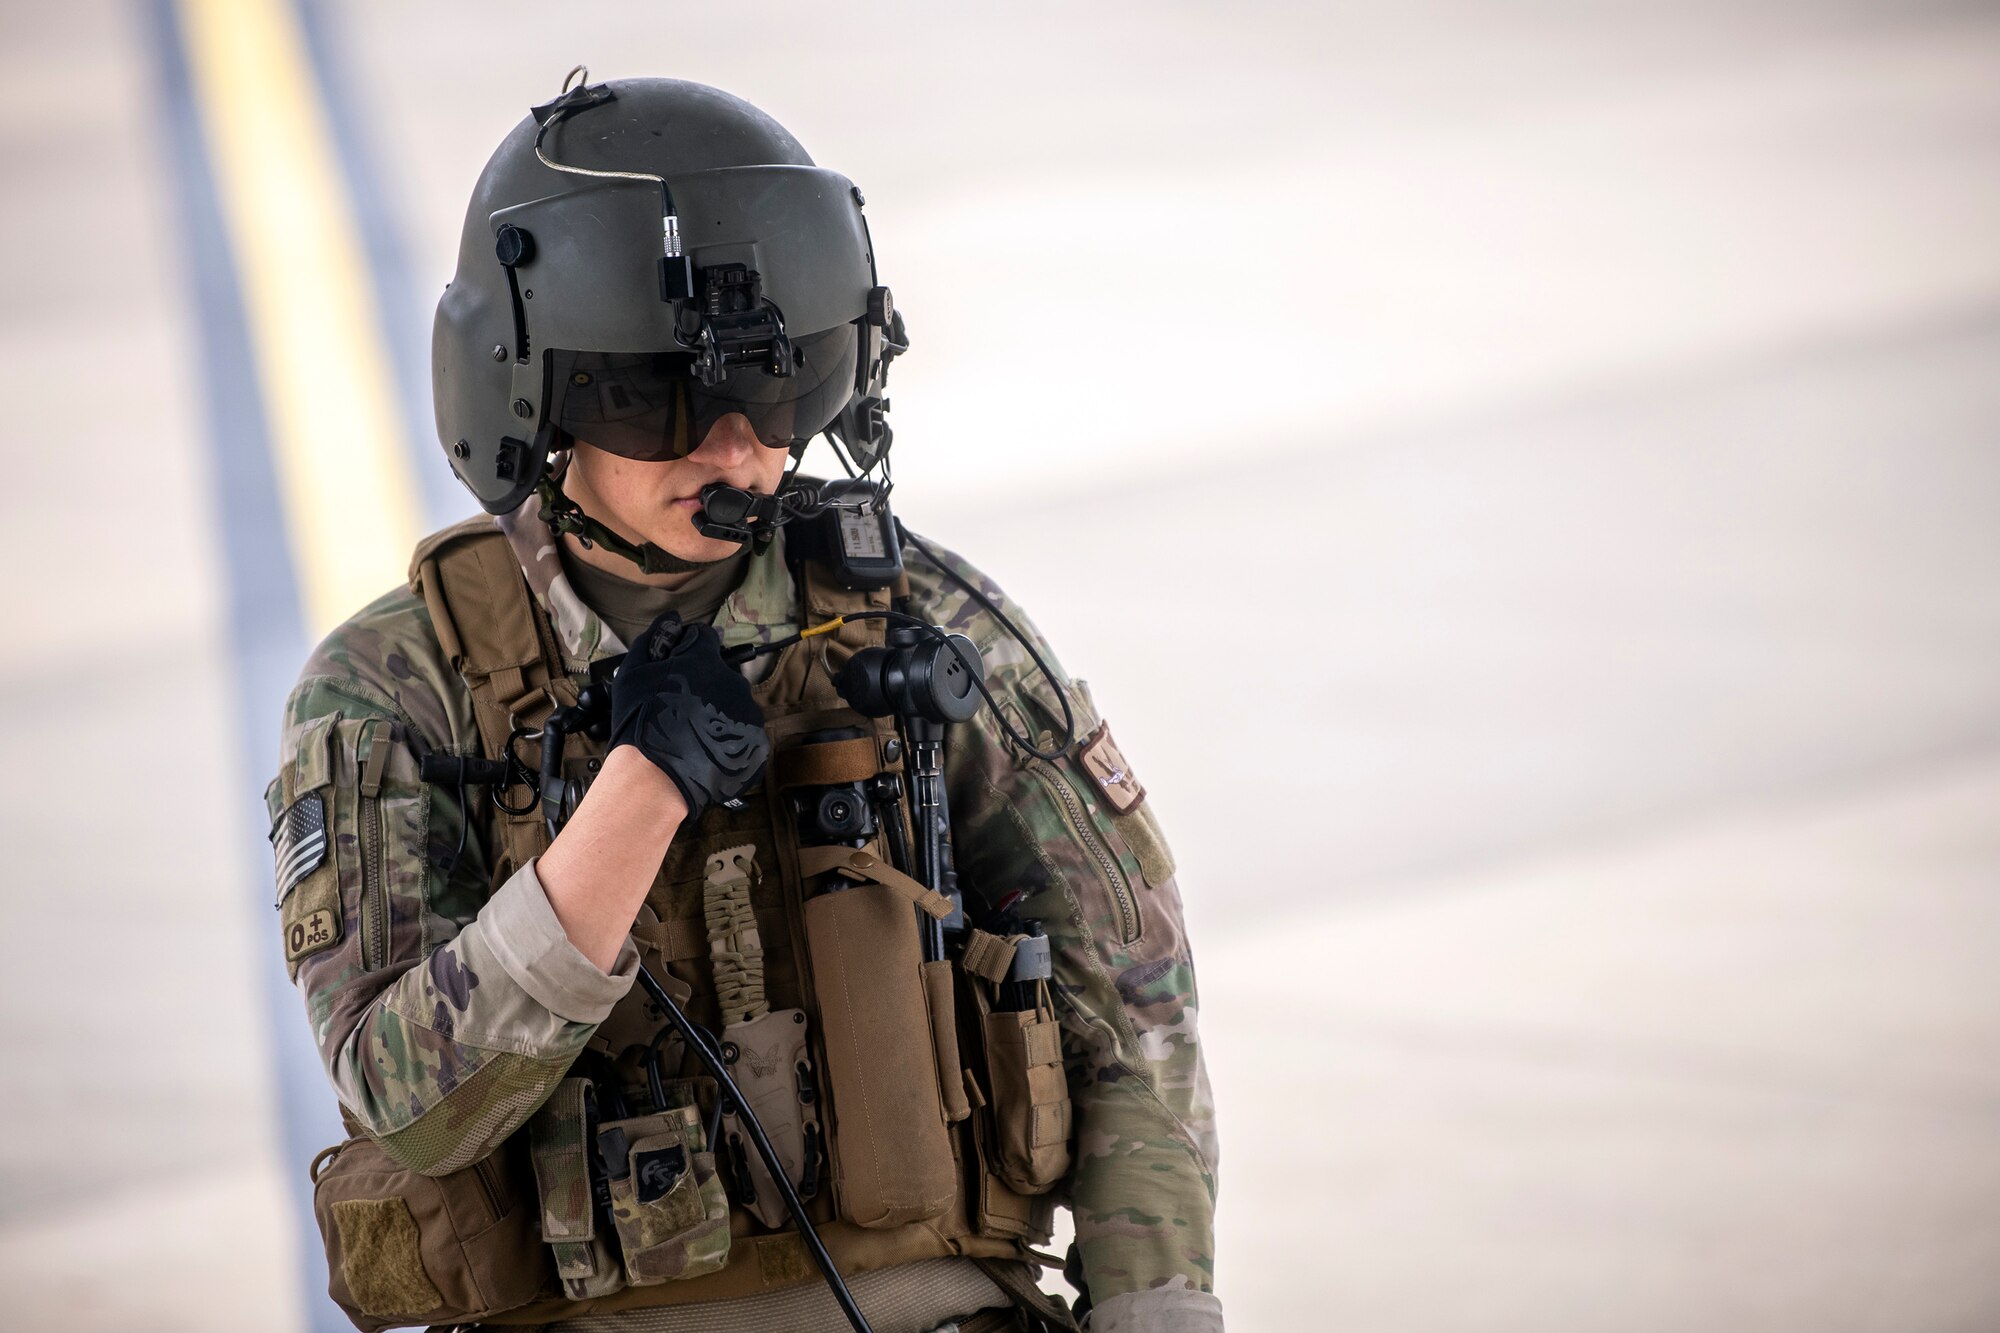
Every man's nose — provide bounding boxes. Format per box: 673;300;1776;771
690;412;762;463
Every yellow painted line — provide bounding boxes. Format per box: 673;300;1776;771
178;0;421;636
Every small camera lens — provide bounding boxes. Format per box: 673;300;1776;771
813;785;872;840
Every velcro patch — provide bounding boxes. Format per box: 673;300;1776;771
329;1196;442;1318
271;792;328;906
756;1233;813;1287
1078;721;1145;815
285;908;339;962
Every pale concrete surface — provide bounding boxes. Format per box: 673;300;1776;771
0;0;304;1327
0;1167;299;1333
2;2;1996;1330
937;303;2000;935
1206;756;2000;1331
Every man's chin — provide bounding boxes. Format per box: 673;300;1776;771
647;517;749;566
681;534;750;565
626;494;762;565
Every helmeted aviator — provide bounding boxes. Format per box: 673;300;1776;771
275;68;1222;1333
434;71;907;562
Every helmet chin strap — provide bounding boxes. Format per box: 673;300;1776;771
536;475;733;576
540;438;811;573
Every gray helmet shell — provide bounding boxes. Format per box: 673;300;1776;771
434;78;882;513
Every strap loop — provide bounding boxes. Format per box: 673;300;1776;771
539;477;705;576
772;736;882;789
959;929;1025;985
795;846;954;920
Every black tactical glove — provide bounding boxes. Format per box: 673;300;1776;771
609;609;769;819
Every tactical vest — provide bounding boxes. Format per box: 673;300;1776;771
325;516;1064;1328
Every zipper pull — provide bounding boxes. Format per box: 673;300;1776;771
358;721;391;798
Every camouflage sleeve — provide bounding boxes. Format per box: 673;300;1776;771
908;539;1221;1322
267;588;638;1175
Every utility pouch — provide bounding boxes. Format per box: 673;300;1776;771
597;1087;731;1285
958;1043;1054;1246
964;927;1072;1195
983;990;1072;1194
923;958;972;1124
527;1077;625;1300
802;879;956;1228
309;1133;549;1332
972;932;1072;1192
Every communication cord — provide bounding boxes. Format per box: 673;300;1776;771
727;606;1074;761
631;967;875;1333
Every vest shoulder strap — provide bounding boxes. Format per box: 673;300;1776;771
409;517;569;875
409;515;550;684
407;511;498;582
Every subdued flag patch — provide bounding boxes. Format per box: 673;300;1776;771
273;791;328;905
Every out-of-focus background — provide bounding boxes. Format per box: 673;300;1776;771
4;1;1998;1329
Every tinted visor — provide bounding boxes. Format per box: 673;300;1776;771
555;324;857;460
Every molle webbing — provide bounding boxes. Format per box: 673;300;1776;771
796;846;955;921
629;917;709;966
771;735;879;789
410;515;562;712
959;929;1026;986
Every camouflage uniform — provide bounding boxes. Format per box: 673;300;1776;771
272;500;1222;1331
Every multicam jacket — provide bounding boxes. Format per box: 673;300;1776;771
271;502;1221;1330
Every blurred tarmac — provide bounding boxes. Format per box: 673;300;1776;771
3;1;1998;1329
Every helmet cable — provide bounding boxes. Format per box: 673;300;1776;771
530;68;690;277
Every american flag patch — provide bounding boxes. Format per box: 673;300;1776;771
272;792;328;906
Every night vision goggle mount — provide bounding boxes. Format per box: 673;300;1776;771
680;263;795;385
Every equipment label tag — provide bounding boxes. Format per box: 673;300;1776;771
1078;721;1146;815
837;507;888;559
635;1145;689;1203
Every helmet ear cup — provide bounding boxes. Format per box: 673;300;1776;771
434;277;552;512
830;397;892;472
828;296;907;472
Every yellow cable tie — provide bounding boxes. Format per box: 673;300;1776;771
799;616;847;640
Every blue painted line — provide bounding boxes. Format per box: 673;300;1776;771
293;0;472;532
142;1;350;1328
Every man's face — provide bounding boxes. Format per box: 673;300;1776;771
563;412;790;568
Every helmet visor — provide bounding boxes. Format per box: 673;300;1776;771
554;324;857;460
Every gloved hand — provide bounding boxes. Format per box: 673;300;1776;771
609;609;769;819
